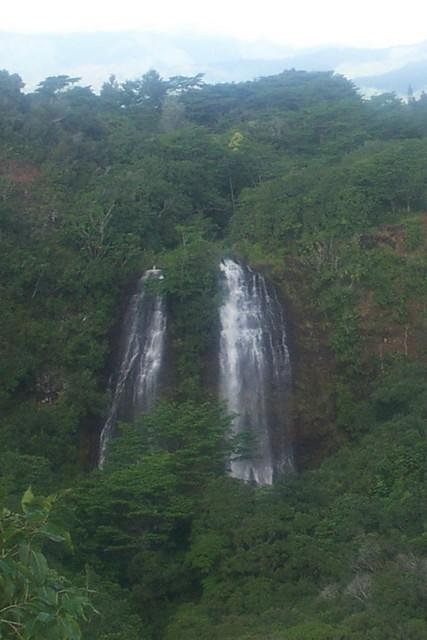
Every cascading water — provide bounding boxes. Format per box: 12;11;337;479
219;258;293;485
98;269;166;467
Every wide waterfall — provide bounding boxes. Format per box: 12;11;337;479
219;258;293;485
98;269;166;467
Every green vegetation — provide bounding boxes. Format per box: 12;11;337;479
0;488;92;639
0;67;427;638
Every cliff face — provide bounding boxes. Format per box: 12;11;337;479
277;262;339;470
251;213;427;471
356;217;427;363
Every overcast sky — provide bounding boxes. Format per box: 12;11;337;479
3;0;427;48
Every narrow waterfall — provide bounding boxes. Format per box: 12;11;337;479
98;269;166;467
219;258;293;485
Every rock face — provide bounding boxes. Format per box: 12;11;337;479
218;258;293;485
98;269;166;467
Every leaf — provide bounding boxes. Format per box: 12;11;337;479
35;611;55;623
21;486;35;513
59;615;82;640
30;550;49;583
39;524;67;544
38;586;58;606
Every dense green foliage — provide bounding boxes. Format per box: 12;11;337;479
0;489;92;639
1;67;426;638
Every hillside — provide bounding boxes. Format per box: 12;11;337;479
0;68;427;640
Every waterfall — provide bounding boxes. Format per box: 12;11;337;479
219;258;293;485
98;269;166;467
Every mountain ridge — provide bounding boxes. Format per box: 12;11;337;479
1;31;427;95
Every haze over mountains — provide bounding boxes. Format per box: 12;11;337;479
1;31;427;95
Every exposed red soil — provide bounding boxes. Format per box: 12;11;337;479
358;219;427;364
0;159;41;184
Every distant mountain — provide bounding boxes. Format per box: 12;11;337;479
0;31;293;89
287;41;427;95
1;31;427;95
355;59;427;95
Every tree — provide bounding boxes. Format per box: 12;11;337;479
99;74;122;108
0;70;25;107
121;70;168;111
36;75;81;97
0;489;93;640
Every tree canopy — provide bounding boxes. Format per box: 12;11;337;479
1;66;427;639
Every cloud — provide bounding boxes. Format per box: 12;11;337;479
336;41;427;78
3;0;427;48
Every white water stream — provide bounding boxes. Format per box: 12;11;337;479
219;258;292;484
98;269;166;467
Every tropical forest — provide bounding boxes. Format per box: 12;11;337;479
0;67;427;640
